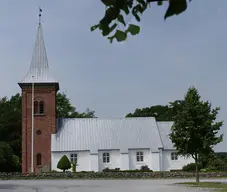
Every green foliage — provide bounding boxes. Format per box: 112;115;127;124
56;93;96;118
126;100;183;121
0;94;22;172
57;155;71;172
92;0;192;42
72;163;76;173
182;163;202;172
0;142;20;172
169;87;223;182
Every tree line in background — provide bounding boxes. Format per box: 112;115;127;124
0;87;225;183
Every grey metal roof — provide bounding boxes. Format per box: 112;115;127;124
51;117;163;153
156;121;174;150
19;23;58;84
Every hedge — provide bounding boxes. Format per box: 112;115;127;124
0;171;227;180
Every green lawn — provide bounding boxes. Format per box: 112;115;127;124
177;182;227;192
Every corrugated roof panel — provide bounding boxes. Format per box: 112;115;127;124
51;117;163;153
156;121;174;149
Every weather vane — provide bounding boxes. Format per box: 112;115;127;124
39;7;43;24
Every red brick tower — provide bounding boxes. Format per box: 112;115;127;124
18;18;59;173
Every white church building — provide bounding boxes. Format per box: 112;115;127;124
18;13;194;173
51;118;194;172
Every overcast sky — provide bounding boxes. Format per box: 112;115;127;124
0;0;226;152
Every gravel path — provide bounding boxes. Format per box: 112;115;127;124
0;178;225;192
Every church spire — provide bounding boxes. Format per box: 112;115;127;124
19;9;59;89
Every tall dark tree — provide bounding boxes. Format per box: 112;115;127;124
0;142;20;172
92;0;192;42
0;94;22;171
169;87;223;182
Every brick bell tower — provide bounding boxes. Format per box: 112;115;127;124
18;12;59;173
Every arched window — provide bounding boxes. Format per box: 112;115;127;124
39;101;44;114
37;153;42;166
34;101;38;114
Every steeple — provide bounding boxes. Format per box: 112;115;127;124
18;11;59;90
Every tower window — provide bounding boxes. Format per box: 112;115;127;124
39;101;44;114
37;153;42;166
34;101;38;114
34;99;45;115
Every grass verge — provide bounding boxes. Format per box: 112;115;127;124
177;182;227;192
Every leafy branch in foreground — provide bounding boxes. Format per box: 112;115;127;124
91;0;192;43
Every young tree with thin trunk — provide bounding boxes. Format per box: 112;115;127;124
169;87;223;183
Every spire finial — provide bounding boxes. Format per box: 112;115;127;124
39;7;42;25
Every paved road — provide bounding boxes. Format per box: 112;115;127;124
0;179;225;192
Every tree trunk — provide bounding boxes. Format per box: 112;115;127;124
195;154;199;183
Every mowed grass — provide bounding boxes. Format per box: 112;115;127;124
177;182;227;192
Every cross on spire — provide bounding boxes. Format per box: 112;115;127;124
39;7;42;25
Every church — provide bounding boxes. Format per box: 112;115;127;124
18;18;194;173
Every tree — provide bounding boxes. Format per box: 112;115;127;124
169;87;223;183
125;100;183;121
57;155;71;172
126;105;172;120
92;0;192;43
0;142;20;172
0;94;22;171
56;92;96;118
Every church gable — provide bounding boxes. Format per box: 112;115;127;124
156;122;174;150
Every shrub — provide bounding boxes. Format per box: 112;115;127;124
182;163;202;172
57;155;71;172
72;163;77;173
102;167;110;172
140;165;150;171
207;158;227;171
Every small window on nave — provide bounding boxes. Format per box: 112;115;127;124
171;152;178;160
136;151;144;162
103;152;110;163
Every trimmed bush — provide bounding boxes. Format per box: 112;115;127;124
182;163;202;172
57;155;71;172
